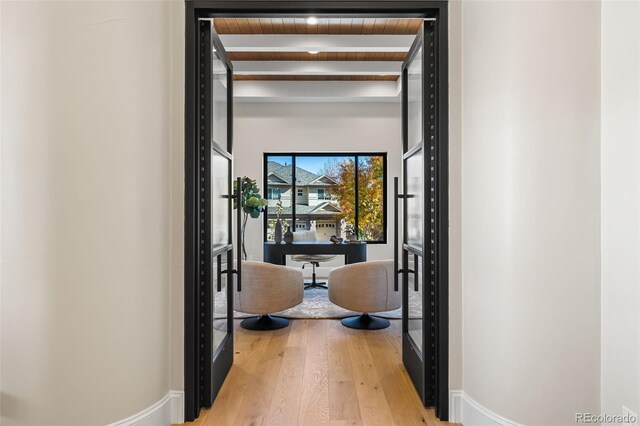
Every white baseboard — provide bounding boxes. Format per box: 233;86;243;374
449;390;521;426
449;390;464;423
108;390;184;426
169;391;185;424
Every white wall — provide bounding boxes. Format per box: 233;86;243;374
448;0;463;396
601;0;640;421
1;1;172;424
234;102;402;268
461;1;602;424
170;0;185;395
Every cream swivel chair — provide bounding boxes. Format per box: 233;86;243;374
291;229;336;290
328;260;401;330
234;261;304;330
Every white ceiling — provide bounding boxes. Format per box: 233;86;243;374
219;33;413;102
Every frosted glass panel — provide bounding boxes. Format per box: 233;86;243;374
212;255;228;354
407;47;423;149
407;254;423;352
406;149;423;247
212;52;227;146
211;150;230;249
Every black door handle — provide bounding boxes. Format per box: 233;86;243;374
216;255;222;292
235;177;242;292
393;177;405;292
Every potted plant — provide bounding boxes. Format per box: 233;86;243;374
233;177;267;260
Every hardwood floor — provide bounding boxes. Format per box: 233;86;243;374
183;319;455;426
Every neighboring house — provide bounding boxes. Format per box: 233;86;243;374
266;161;343;239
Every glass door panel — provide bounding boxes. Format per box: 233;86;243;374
407;254;423;351
211;53;227;146
401;23;429;406
212;254;229;356
211;149;230;250
406;149;423;248
203;19;234;409
209;43;233;362
407;47;423;150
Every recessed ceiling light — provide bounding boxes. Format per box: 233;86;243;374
308;50;319;55
306;16;318;25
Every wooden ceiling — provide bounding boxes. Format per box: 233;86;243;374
215;18;423;35
234;75;399;81
221;18;412;83
227;51;406;62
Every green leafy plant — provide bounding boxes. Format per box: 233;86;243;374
233;177;267;260
275;197;284;219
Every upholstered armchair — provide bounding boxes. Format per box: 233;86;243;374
234;261;304;330
328;260;401;329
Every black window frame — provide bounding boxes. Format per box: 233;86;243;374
263;152;388;244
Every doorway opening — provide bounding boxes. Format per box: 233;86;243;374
185;2;449;422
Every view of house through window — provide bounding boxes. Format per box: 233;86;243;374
264;153;387;243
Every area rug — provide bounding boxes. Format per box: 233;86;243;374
226;286;404;320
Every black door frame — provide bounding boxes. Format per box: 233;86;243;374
184;0;449;421
185;17;235;422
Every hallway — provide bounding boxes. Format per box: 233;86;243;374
186;320;453;426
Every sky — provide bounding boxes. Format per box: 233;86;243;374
268;155;352;175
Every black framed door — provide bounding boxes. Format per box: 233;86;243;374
396;17;449;419
185;1;448;422
185;18;238;417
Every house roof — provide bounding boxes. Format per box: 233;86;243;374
277;201;342;216
267;161;335;186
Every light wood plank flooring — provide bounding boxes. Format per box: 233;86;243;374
183;319;456;426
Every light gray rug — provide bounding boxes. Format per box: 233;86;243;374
232;287;403;320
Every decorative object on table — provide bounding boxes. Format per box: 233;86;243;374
283;225;294;244
274;220;283;243
329;235;343;244
233;176;267;260
274;198;284;243
344;224;358;241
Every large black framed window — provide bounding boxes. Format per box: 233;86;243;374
263;153;387;244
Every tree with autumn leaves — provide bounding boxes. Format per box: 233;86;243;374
323;156;385;241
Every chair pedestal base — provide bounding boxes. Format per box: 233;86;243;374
341;313;390;330
303;263;328;290
240;315;289;330
304;280;328;290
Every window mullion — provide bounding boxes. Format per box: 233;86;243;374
292;155;297;229
355;155;359;239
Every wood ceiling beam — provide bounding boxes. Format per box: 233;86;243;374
214;18;425;35
227;51;407;61
219;34;415;52
233;61;401;76
233;80;401;102
234;75;399;81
